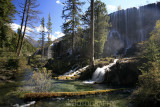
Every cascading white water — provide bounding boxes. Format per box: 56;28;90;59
63;67;79;76
83;59;119;84
61;65;89;77
13;101;36;107
47;43;54;59
106;30;124;56
104;3;160;56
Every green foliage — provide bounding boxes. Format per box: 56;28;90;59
48;57;72;75
22;39;36;56
0;0;16;24
27;68;52;92
0;0;16;48
5;58;19;70
82;0;111;58
131;20;160;105
0;26;36;56
0;49;30;75
94;0;111;58
40;17;45;59
62;0;84;53
131;64;160;105
46;13;52;46
0;0;35;55
30;55;47;68
62;0;84;34
139;20;160;73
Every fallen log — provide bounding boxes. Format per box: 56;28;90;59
24;88;126;101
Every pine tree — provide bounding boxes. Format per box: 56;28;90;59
94;0;110;58
82;0;110;58
0;0;16;49
91;0;95;66
40;17;45;60
62;0;84;54
47;13;52;46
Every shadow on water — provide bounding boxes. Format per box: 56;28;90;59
0;69;32;107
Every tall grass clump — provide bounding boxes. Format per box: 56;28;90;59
27;68;52;92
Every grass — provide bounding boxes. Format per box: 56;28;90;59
24;88;126;101
94;57;113;67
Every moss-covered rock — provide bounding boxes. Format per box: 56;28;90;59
103;57;143;86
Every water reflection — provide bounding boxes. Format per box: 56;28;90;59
33;92;129;107
0;69;131;107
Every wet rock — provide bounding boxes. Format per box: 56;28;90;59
103;57;143;86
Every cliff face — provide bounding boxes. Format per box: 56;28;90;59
33;3;160;58
103;2;160;56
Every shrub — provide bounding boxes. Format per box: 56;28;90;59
27;68;52;92
30;55;47;68
131;64;160;106
131;20;160;106
6;58;19;70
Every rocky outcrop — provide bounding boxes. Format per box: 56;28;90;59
103;58;143;86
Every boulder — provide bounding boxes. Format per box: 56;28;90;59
103;58;143;86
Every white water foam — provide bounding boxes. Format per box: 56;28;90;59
13;101;36;107
63;65;89;77
83;59;119;84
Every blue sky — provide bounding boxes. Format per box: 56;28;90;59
11;0;159;41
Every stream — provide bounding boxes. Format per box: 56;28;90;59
0;69;132;107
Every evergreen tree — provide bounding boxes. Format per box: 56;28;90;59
131;20;160;105
91;0;95;66
62;0;84;54
82;0;110;58
47;13;52;46
40;17;45;60
0;0;16;49
140;20;160;72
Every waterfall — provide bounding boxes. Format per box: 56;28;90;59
59;65;89;77
47;43;54;59
63;67;79;76
104;2;160;56
83;59;119;84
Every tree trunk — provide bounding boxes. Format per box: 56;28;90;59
91;0;94;66
0;37;3;49
72;26;75;55
18;0;31;56
42;32;44;60
72;1;75;55
16;0;28;54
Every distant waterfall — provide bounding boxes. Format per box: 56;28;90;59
84;59;118;84
47;43;54;59
104;2;160;56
